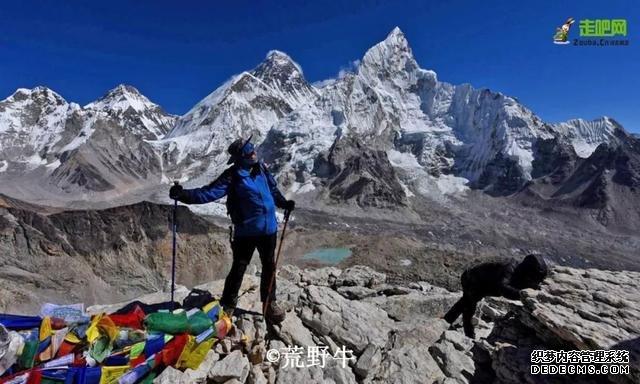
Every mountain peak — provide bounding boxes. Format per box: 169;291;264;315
31;85;55;93
253;50;304;80
595;116;621;127
87;84;156;112
563;116;621;131
102;84;143;99
265;50;296;64
387;26;405;39
551;116;625;158
250;50;316;105
4;86;67;105
362;27;412;63
358;27;417;79
81;84;175;139
381;27;409;49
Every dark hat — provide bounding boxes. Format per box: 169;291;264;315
511;254;549;290
227;135;253;164
521;254;548;279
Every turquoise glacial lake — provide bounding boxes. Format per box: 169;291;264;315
302;247;352;265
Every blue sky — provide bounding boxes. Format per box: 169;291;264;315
1;0;637;132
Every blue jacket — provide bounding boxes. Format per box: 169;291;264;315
180;163;287;237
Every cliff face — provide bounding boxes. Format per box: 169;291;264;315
85;264;639;384
0;199;230;314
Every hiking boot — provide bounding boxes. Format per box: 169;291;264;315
265;300;286;324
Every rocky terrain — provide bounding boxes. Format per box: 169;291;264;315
2;192;638;383
83;264;640;384
2;194;640;316
517;128;640;234
0;195;231;314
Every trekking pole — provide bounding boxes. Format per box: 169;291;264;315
263;209;291;318
171;181;179;310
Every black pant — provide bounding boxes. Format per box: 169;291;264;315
444;270;481;338
444;293;480;338
220;233;277;309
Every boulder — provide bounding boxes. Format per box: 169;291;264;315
209;350;251;383
275;356;357;384
520;267;640;351
335;266;386;288
365;289;460;321
248;343;267;365
275;363;325;383
278;264;303;284
353;343;382;378
300;266;343;287
337;286;377;300
429;330;476;382
274;311;316;347
373;322;445;384
302;284;394;353
248;364;268;384
479;266;640;384
153;366;190;384
518;267;640;383
322;358;359;384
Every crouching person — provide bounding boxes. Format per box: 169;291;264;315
169;136;295;324
444;254;548;338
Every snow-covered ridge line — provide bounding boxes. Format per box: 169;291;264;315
0;27;631;204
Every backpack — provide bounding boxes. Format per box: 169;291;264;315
183;288;215;310
225;162;271;225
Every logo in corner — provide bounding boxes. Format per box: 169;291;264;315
553;17;629;47
553;17;575;44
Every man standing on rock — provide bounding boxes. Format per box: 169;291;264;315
444;254;548;338
169;136;295;324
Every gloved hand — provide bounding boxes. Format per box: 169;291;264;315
283;199;295;211
169;184;184;200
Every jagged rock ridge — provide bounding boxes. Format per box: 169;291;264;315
81;264;640;384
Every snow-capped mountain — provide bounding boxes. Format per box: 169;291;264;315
518;126;640;230
551;116;622;158
0;85;176;200
337;27;557;195
152;27;634;211
0;87;83;173
252;50;319;107
0;27;635;216
243;27;581;198
159;50;319;185
85;84;175;140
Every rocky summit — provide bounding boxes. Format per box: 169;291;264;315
84;264;639;384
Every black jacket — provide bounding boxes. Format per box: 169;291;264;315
461;255;548;300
